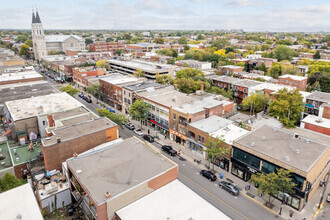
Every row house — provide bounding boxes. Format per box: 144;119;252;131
126;43;159;53
78;51;112;61
207;75;239;92
100;73;142;112
278;74;307;91
305;91;330;117
72;66;105;89
88;41;125;53
232;79;263;104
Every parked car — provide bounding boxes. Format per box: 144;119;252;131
86;98;92;103
142;134;154;143
125;123;135;130
200;170;217;181
327;193;330;203
78;93;85;98
219;181;240;196
134;128;143;136
161;145;177;156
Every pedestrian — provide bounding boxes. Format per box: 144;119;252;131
164;135;167;140
148;129;150;134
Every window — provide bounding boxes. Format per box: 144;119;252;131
43;121;46;126
243;88;247;93
201;137;204;143
70;42;74;47
233;148;260;169
280;79;283;82
124;90;126;95
294;81;297;85
243;94;246;98
173;113;176;120
261;161;277;173
286;80;288;83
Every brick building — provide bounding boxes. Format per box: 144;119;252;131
65;137;178;220
100;73;142;112
41;117;118;171
232;79;263;104
88;42;125;53
305;91;330;117
207;75;239;92
278;74;307;91
218;65;243;75
72;66;105;89
0;66;43;85
300;115;330;135
232;125;330;211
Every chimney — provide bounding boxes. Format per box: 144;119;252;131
73;153;78;158
105;192;111;200
294;133;299;139
48;115;55;127
200;82;204;92
57;137;61;143
174;84;178;90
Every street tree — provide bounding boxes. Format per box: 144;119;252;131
115;49;125;56
269;88;304;128
129;100;150;128
203;137;230;171
251;172;278;205
86;83;101;99
60;85;79;96
178;37;188;44
241;93;270;115
97;109;128;126
274;45;296;61
274;169;296;214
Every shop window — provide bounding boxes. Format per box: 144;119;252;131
233;148;260;169
261;161;277;173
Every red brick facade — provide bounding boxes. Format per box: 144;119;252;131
88;42;125;53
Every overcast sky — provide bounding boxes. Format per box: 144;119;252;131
0;0;329;32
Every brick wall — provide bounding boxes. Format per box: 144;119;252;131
322;106;330;119
14;163;27;179
0;76;44;85
147;166;178;190
43;126;118;171
303;122;330;135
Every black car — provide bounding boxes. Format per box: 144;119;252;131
200;170;217;181
219;181;240;196
86;98;92;103
142;134;154;143
125;123;135;130
161;145;177;156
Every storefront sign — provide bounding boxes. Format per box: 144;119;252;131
149;119;169;130
170;129;187;140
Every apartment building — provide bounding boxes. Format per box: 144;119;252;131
278;74;307;91
305;91;330;117
207;75;239;91
72;66;105;89
0;66;43;85
88;41;125;53
232;79;263;104
218;65;244;75
232;125;330;211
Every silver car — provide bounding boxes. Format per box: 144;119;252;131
134;128;143;136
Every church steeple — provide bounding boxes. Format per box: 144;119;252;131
34;10;42;23
32;10;36;23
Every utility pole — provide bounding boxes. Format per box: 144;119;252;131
318;168;329;209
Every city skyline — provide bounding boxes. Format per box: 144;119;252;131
0;0;330;32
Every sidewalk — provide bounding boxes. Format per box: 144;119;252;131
129;119;323;220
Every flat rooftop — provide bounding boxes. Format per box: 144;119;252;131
234;125;329;173
0;81;58;104
5;92;84;121
99;73;140;85
279;74;307;80
116;179;231;220
67;137;176;205
306;91;330;103
0;70;43;83
0;184;43;220
109;59;171;73
0;142;12;170
42;117;116;147
301;115;330;129
207;75;240;84
189;115;233;134
210;124;249;145
10;142;42;166
123;82;162;91
233;79;263;88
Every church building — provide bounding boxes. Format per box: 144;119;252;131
31;10;86;61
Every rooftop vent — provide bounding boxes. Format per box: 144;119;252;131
294;133;299;139
273;128;277;133
305;139;310;143
261;136;266;140
286;156;290;161
76;169;82;174
57;137;61;143
250;142;254;147
295;149;300;154
105;192;111;199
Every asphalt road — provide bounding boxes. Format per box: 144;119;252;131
38;67;283;220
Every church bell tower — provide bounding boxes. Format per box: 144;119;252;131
31;10;47;61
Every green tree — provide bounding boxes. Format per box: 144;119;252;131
19;44;30;56
184;45;190;51
156;74;174;85
313;50;321;59
24;39;33;47
275;169;296;212
196;34;205;40
86;83;101;98
269;88;304;128
129;100;150;128
178;37;187;45
60;85;79;96
115;49;125;56
85;38;93;45
261;44;271;51
106;37;114;42
175;78;197;93
208;87;233;100
269;62;282;78
97;109;128;126
123;33;132;40
212;38;229;50
251;172;279;205
175;68;204;79
258;63;267;72
154;37;165;44
16;35;28;43
319;74;330;93
203;137;230;171
0;173;26;192
241;93;270;115
274;45;296;61
96;59;110;69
